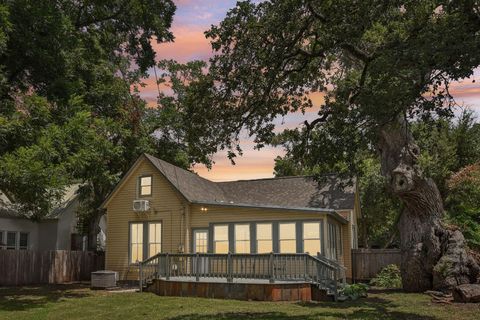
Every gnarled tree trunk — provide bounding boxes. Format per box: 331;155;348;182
378;117;479;292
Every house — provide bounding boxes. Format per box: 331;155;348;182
102;154;360;285
0;185;105;251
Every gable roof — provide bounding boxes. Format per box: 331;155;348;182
0;185;80;220
102;154;355;215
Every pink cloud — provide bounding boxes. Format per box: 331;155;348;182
152;25;212;63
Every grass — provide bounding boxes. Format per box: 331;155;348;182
0;284;479;320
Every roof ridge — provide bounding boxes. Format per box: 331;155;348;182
144;153;216;184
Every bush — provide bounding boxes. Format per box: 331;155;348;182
338;283;369;301
370;264;402;288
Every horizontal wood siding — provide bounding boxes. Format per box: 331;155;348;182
0;250;104;286
105;160;186;280
190;204;329;227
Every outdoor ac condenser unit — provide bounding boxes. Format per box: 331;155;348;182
133;200;150;212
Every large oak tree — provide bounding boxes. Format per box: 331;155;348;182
202;0;480;292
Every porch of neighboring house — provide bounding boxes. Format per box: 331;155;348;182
139;252;346;301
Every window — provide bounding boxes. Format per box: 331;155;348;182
193;230;208;253
303;222;321;255
130;223;143;263
256;223;272;253
327;222;342;260
234;224;250;253
279;223;296;253
0;231;4;249
6;231;16;250
139;176;152;196
148;222;162;257
213;225;229;253
19;232;28;250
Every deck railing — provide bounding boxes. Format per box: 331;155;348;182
139;252;346;299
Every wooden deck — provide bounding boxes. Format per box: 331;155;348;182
145;278;332;301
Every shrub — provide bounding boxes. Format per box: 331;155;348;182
370;264;402;288
338;283;369;301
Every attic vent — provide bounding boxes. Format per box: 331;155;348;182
133;200;150;212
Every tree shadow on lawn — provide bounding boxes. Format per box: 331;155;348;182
0;283;91;312
296;296;437;320
166;297;437;320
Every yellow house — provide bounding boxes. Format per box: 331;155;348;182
101;154;360;286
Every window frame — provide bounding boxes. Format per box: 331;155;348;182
148;222;162;258
0;230;4;250
192;228;209;253
256;223;273;254
6;231;17;250
213;224;229;254
234;223;251;254
19;232;29;250
302;221;322;256
278;222;297;253
138;175;153;197
128;220;162;265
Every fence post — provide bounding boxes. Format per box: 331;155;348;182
227;252;233;283
269;252;274;283
139;262;143;292
195;253;200;282
166;253;170;280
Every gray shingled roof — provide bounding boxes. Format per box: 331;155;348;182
0;185;80;219
145;154;355;211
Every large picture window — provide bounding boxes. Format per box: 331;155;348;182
139;176;152;196
130;223;143;263
234;224;250;253
303;222;321;255
129;221;162;263
256;223;272;253
213;225;229;253
279;223;296;253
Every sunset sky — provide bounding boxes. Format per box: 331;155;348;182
140;0;480;182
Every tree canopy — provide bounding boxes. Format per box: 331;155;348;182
0;0;212;247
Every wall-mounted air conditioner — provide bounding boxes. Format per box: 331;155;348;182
133;200;150;212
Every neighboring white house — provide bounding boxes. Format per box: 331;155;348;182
0;185;106;251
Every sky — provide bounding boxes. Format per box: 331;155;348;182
139;0;480;182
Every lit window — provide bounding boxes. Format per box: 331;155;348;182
194;230;208;253
19;232;28;250
213;225;229;253
148;223;161;257
130;223;143;263
139;176;152;196
6;232;16;250
234;224;250;253
303;222;321;255
256;223;272;253
279;223;296;253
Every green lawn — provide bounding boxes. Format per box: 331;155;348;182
1;284;479;320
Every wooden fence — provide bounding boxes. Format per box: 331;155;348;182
352;248;401;281
0;250;104;286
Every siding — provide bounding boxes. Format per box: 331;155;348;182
105;160;187;280
105;158;356;281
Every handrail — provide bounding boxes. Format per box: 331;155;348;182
138;252;346;299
